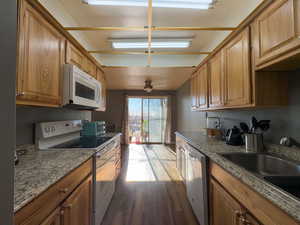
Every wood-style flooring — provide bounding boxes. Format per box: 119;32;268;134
101;144;199;225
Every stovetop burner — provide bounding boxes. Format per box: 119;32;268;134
53;136;111;149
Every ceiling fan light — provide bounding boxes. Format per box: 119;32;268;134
144;80;153;93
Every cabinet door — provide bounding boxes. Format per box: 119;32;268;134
209;52;223;108
83;58;97;78
17;1;64;107
253;0;300;67
66;41;84;69
40;208;61;225
210;179;244;225
224;27;251;107
62;176;92;225
197;65;208;109
243;213;262;225
190;75;198;110
96;68;107;111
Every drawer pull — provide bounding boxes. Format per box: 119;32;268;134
63;204;73;209
59;188;69;193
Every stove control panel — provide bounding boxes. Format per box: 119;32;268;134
37;120;83;139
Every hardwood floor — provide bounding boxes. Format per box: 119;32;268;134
101;144;199;225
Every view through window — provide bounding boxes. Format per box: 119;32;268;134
128;97;168;144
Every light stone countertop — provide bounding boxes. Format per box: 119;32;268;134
176;131;300;223
14;133;122;212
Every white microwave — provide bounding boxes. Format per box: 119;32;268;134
63;64;101;109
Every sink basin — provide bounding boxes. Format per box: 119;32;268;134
220;152;300;177
219;152;300;198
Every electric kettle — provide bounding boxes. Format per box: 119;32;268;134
226;126;243;146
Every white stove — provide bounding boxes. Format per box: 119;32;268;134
35;120;110;150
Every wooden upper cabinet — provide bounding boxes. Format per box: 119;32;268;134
208;52;224;108
210;179;244;225
190;65;208;110
17;0;65;107
61;176;92;225
253;0;300;68
197;64;208;109
224;27;251;107
190;74;198;110
66;41;84;69
96;68;107;111
83;57;97;78
66;42;98;78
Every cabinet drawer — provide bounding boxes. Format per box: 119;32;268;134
15;159;92;225
57;159;92;200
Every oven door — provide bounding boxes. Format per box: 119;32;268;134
70;66;101;109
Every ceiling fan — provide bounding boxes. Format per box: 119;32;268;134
144;80;153;93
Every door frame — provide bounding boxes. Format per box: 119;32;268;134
127;95;168;144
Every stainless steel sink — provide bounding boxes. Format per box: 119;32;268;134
219;152;300;177
219;152;300;198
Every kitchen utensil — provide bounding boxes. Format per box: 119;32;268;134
245;133;264;152
240;122;249;133
258;120;270;132
251;116;259;133
226;126;243;146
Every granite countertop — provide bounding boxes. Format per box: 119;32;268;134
14;133;122;213
175;131;300;223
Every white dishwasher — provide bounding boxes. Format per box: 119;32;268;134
186;143;209;225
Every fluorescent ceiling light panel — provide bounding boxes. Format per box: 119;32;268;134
83;0;214;9
112;41;190;49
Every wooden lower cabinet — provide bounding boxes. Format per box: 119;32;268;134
210;178;262;225
210;162;299;225
210;179;245;225
61;176;93;225
243;213;262;225
40;208;62;225
15;159;93;225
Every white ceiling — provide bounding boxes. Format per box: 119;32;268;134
39;0;263;90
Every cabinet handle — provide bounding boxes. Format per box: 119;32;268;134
16;92;25;97
234;210;243;222
240;217;251;225
59;188;69;193
63;204;73;209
